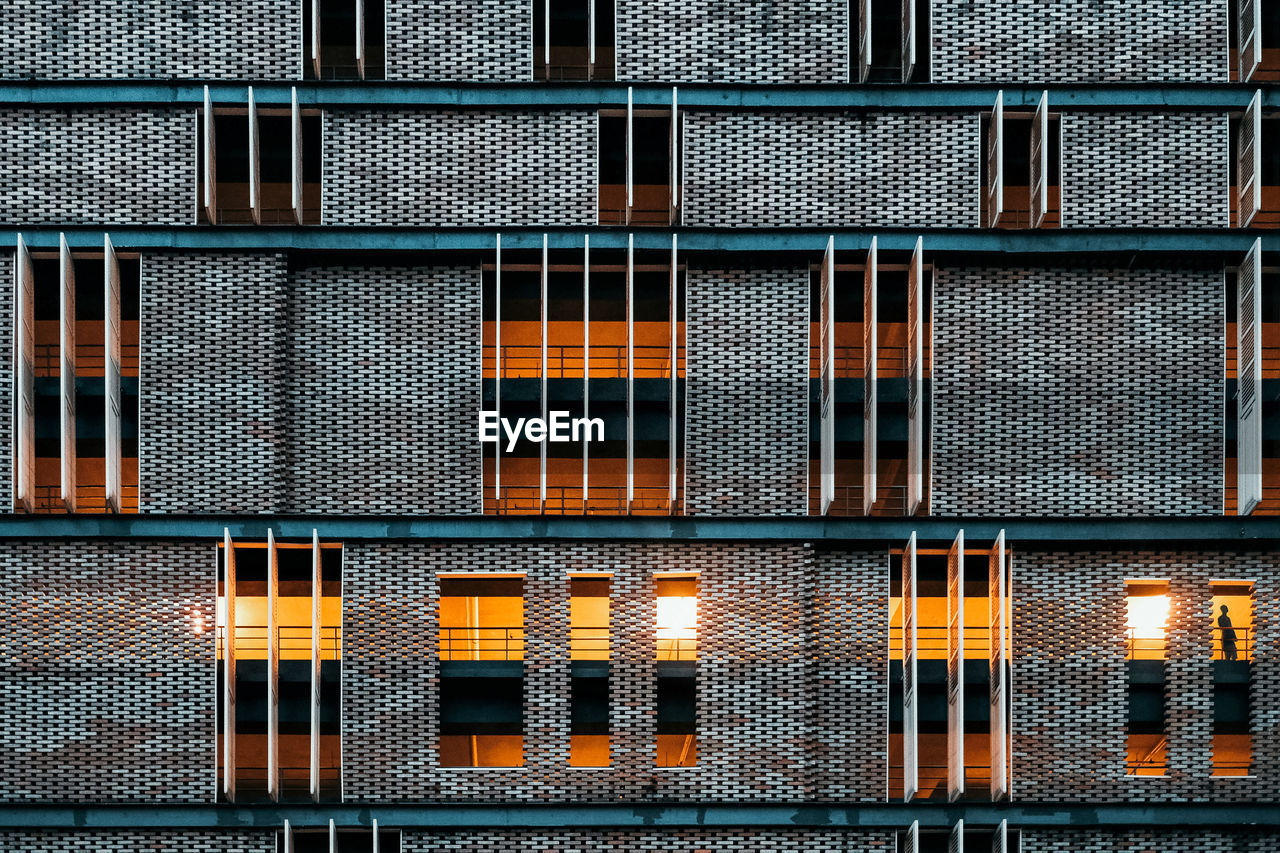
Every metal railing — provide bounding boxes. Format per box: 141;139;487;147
486;486;676;515
34;483;140;514
809;344;933;379
598;205;675;227
216;625;342;659
1212;626;1253;662
1125;629;1167;661
1126;737;1167;774
439;626;525;661
657;636;696;661
485;344;683;378
812;484;910;517
35;343;140;377
570;627;610;657
215;206;322;225
888;625;993;656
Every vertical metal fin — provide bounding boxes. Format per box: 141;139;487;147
986;91;1004;228
1241;89;1263;228
989;529;1009;800
1239;237;1264;515
248;87;261;225
1030;91;1048;229
292;87;304;225
15;235;34;513
863;237;877;515
906;236;924;516
104;234;122;513
202;86;216;223
903;531;919;801
309;529;322;802
267;528;280;801
947;529;965;802
58;234;76;513
223;528;237;802
819;235;836;515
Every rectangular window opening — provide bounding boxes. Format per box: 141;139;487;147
1125;579;1169;776
1211;580;1254;776
303;0;386;80
532;0;615;81
570;574;611;767
656;574;697;767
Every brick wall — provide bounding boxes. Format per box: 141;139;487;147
1061;112;1227;227
0;540;214;803
682;112;976;227
931;0;1225;84
1014;549;1280;803
141;253;287;514
2;0;297;79
616;0;847;83
685;266;808;516
0;831;272;852
284;264;480;515
385;0;529;81
403;829;894;851
0;250;12;514
322;111;596;226
1020;829;1280;852
0;108;191;226
931;265;1222;517
341;541;812;802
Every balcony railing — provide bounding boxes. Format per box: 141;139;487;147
486;485;676;515
1125;629;1167;661
1126;737;1167;775
570;627;609;657
35;343;141;377
34;483;140;514
216;625;342;659
809;344;933;379
485;344;683;379
439;626;525;661
1212;626;1253;662
814;484;910;517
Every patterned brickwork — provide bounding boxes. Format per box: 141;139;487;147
1015;549;1280;803
322;111;596;226
811;546;888;801
403;830;894;851
931;265;1222;517
0;540;214;803
0;250;12;515
341;541;811;802
682;112;976;228
0;108;190;225
1020;829;1280;852
685;266;808;516
0;831;272;852
140;253;287;514
932;0;1225;84
616;0;847;83
2;0;297;79
284;264;480;515
1061;112;1227;228
386;0;529;81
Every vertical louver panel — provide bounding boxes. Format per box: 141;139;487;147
356;0;367;79
903;820;919;853
820;235;835;515
900;0;916;82
292;87;304;225
1239;237;1264;515
248;87;261;225
863;238;878;515
949;819;964;853
104;234;122;514
584;235;591;506
309;529;322;802
202;86;216;223
670;87;680;221
1030;91;1048;229
906;237;923;516
669;234;679;509
986;92;1004;228
903;531;919;802
540;234;549;511
494;234;502;505
15;235;34;513
222;529;237;802
59;234;76;512
626;233;635;511
989;529;1009;800
857;0;871;83
947;529;965;803
626;87;634;222
1241;90;1263;228
992;819;1008;853
311;0;322;78
267;529;280;801
1241;0;1262;82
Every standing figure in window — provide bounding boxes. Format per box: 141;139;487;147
1219;605;1239;662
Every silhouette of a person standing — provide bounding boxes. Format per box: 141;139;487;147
1218;605;1239;662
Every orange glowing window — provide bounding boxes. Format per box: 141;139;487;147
656;575;697;661
438;575;525;662
1125;581;1171;661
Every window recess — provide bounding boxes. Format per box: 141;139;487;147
219;531;343;803
890;531;1011;803
897;822;1018;853
810;238;931;516
302;0;385;79
13;234;139;514
1124;579;1169;776
1211;580;1254;776
278;820;400;852
656;574;697;767
852;0;929;82
533;0;615;81
570;574;611;766
199;86;322;225
598;88;681;227
980;91;1062;229
1229;91;1280;228
483;233;685;516
1230;0;1280;82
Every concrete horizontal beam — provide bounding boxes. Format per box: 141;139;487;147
2;226;1272;257
1;801;1278;830
0;82;1273;111
0;514;1277;546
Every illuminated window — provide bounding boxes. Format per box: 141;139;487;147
13;244;140;514
656;574;697;767
1125;580;1169;776
532;0;615;81
438;575;525;767
570;574;611;766
217;537;342;802
1211;580;1254;777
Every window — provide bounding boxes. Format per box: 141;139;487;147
851;0;930;82
811;238;931;516
218;533;342;802
1125;580;1169;776
1230;0;1280;82
570;574;611;766
532;0;615;80
598;89;681;226
438;575;525;767
890;532;1010;802
13;235;139;514
198;86;322;225
1211;580;1254;776
482;236;685;515
656;574;697;767
980;92;1062;229
278;822;400;852
896;822;1018;853
302;0;385;79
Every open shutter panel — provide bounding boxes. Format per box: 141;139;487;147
267;529;280;801
1241;0;1262;82
669;87;679;221
309;530;322;801
901;0;916;82
282;820;294;853
669;234;678;509
949;820;964;853
906;237;924;515
1030;91;1048;229
903;820;919;853
222;529;237;801
626;87;634;223
992;819;1008;853
311;0;322;78
903;532;919;802
819;236;836;515
104;235;122;513
986;92;1004;228
248;87;261;225
291;87;304;225
1241;90;1263;228
329;819;338;853
588;0;596;70
626;234;636;511
857;0;871;83
863;238;878;515
1239;237;1264;515
356;0;366;79
543;0;551;79
584;236;591;506
15;235;34;513
494;234;502;506
202;86;216;223
540;234;549;511
989;529;1009;800
372;819;381;853
59;234;76;512
947;529;966;802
